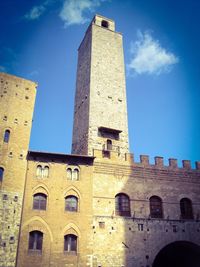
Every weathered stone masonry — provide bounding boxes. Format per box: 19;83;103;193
0;14;200;267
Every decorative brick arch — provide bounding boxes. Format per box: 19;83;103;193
63;186;82;200
62;222;81;238
32;183;49;196
21;216;53;242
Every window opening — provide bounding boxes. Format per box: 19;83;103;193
36;165;42;177
4;130;10;143
115;193;131;217
43;166;49;178
107;139;112;150
150;196;163;218
73;169;79;180
33;193;47;210
67;168;72;180
180;198;194;219
65;196;78;212
0;167;4;182
29;231;43;251
101;20;109;28
64;234;77;252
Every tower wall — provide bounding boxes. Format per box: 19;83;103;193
0;73;37;267
72;15;129;157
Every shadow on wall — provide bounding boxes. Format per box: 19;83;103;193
114;153;200;267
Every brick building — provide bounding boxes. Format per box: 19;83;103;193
0;14;200;267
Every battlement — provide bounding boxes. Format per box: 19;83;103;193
93;149;200;171
125;153;200;171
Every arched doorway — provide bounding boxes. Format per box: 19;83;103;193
152;241;200;267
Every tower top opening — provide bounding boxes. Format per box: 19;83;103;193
92;14;115;31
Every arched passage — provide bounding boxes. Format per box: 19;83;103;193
152;241;200;267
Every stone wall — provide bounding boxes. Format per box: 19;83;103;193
17;152;94;267
0;73;37;267
92;150;200;267
72;15;129;157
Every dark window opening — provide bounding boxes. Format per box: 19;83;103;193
101;20;109;28
64;234;77;252
65;196;78;212
0;167;4;182
4;130;10;143
115;193;131;217
29;231;43;251
107;139;112;150
138;224;144;231
98;127;121;140
150;196;163;218
33;193;47;210
180;198;194;219
102;150;110;158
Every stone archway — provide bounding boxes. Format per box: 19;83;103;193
152;241;200;267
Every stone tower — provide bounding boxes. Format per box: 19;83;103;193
72;14;129;157
0;73;37;267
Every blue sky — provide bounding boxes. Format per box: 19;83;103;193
1;0;200;167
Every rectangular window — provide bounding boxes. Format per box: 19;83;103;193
138;224;144;231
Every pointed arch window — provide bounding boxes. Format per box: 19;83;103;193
4;130;10;143
65;195;78;212
29;231;43;251
150;196;163;218
0;167;4;182
33;193;47;210
64;234;77;252
180;198;193;219
115;193;131;217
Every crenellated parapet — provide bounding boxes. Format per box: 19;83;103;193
93;149;200;171
125;153;200;171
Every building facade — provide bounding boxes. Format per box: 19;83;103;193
0;14;200;267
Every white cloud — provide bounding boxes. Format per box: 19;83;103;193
25;5;46;20
59;0;105;26
127;31;179;75
24;0;53;20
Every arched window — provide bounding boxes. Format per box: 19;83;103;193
107;139;112;150
4;130;10;143
33;193;47;210
180;198;194;219
36;165;42;177
65;196;78;212
67;168;72;180
101;20;109;28
0;167;4;182
150;196;163;218
43;166;49;178
115;193;131;217
73;169;79;181
29;231;43;251
64;234;77;252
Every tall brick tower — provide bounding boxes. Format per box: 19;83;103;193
72;14;129;157
0;73;37;267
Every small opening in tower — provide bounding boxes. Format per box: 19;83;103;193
107;139;112;150
101;20;109;28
